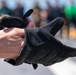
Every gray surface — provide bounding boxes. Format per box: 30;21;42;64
0;61;55;75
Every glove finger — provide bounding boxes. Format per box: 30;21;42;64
22;9;33;19
0;15;11;29
50;17;64;36
40;17;64;36
0;16;28;28
0;9;33;29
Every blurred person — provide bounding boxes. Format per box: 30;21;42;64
64;0;76;39
13;2;24;17
53;0;63;18
40;10;48;27
64;0;76;25
59;6;68;38
1;14;76;70
0;0;12;15
47;0;65;37
46;1;54;23
32;1;41;27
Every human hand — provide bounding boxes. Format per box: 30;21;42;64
6;17;65;68
3;17;74;70
0;28;25;39
0;9;35;59
0;28;25;59
0;15;35;58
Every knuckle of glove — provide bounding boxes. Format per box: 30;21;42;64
0;15;11;28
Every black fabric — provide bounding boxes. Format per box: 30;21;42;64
23;27;64;66
0;17;27;28
0;9;33;29
23;18;76;66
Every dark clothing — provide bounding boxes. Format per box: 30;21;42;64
0;7;12;15
47;6;54;23
53;7;62;19
32;6;41;27
13;6;24;17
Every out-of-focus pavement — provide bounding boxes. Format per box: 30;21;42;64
0;31;76;75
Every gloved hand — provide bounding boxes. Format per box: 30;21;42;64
3;15;76;69
4;17;66;69
22;18;76;68
0;9;33;29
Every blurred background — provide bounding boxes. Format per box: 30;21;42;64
0;0;76;75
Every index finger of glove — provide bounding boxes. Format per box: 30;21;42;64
40;17;64;36
50;17;64;36
41;17;64;36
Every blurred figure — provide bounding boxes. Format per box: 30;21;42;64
53;0;63;18
64;0;76;39
46;1;54;23
47;0;66;37
32;1;41;27
0;0;12;15
40;10;48;27
59;6;68;38
64;0;76;25
13;2;24;17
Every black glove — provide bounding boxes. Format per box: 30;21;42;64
4;17;76;69
4;17;63;68
0;9;33;29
